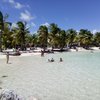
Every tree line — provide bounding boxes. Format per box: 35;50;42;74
0;11;100;51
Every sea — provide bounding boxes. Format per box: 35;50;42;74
0;50;100;100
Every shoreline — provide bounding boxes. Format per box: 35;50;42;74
0;47;100;59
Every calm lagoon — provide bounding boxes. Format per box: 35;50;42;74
0;51;100;100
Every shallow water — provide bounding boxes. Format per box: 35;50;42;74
0;51;100;100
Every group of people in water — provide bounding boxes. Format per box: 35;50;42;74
48;57;63;62
40;50;63;62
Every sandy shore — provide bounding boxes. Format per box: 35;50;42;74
0;47;99;59
0;52;41;59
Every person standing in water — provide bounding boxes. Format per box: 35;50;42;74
59;58;63;62
51;58;54;62
6;52;9;64
41;50;44;57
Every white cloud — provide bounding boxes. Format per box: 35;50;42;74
3;0;27;9
33;31;37;34
92;29;100;34
15;2;23;9
20;10;34;22
42;22;49;27
76;30;79;33
9;0;14;4
31;22;36;27
26;22;36;29
12;23;17;28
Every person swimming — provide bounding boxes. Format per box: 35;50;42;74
48;58;54;62
59;58;63;62
48;59;51;62
51;58;54;62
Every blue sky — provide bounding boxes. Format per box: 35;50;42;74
0;0;100;33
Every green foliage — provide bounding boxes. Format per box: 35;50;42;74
0;11;100;51
94;32;100;46
79;29;93;48
0;11;4;30
49;23;61;48
38;25;48;51
16;21;29;50
66;29;77;48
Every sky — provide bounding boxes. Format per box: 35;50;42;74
0;0;100;34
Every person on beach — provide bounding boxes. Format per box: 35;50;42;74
41;50;44;57
6;52;9;64
59;58;63;62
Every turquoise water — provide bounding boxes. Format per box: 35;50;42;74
0;51;100;100
40;51;100;100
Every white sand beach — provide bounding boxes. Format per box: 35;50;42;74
0;47;99;59
0;52;41;59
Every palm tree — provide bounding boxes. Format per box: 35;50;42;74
94;32;100;47
16;21;29;50
57;30;66;50
38;25;48;51
49;23;60;49
0;11;12;50
0;11;4;51
25;33;33;47
0;11;4;30
25;33;38;48
31;34;38;47
2;22;13;49
79;29;93;48
66;29;77;48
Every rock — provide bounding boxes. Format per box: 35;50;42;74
0;89;23;100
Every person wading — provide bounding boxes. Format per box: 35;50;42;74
6;52;9;64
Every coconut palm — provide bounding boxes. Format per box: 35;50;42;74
57;30;66;49
2;22;13;49
94;32;100;47
16;21;29;50
32;34;39;47
66;29;77;48
79;29;93;48
49;23;60;49
0;11;4;30
38;25;48;51
25;33;33;47
0;11;12;50
25;33;38;48
0;11;4;51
